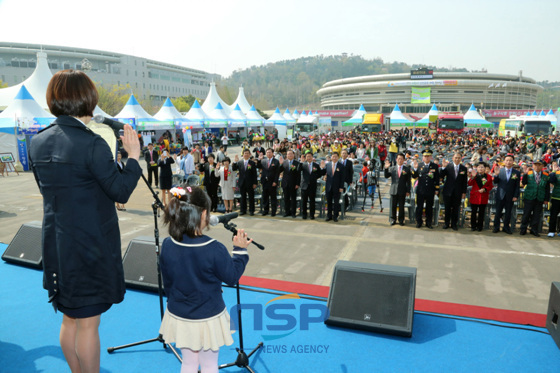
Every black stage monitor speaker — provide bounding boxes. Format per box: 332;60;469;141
325;260;417;337
546;282;560;350
122;236;161;292
2;221;43;269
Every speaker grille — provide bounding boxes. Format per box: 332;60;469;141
122;237;161;292
546;282;560;350
325;260;416;337
330;269;412;328
2;222;43;269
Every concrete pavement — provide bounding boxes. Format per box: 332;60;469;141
1;149;559;315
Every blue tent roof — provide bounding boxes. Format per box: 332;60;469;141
249;105;257;112
274;107;281;114
358;104;365;111
284;108;291;114
126;94;140;106
163;98;173;107
547;109;555;115
215;102;224;110
532;111;538;116
468;104;476;111
233;104;242;111
293;109;299;115
393;104;401;112
526;112;531;116
301;110;307;115
539;110;546;116
192;100;201;109
430;104;437;111
15;85;35;101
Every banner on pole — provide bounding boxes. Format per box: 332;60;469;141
411;87;431;104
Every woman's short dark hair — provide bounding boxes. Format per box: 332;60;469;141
223;157;231;164
46;69;98;117
163;186;211;240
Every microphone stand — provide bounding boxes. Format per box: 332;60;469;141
218;219;264;372
107;173;181;362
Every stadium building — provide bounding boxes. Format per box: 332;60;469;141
316;70;543;122
0;42;214;104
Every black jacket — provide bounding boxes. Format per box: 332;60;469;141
198;162;221;187
256;157;280;187
440;163;468;197
29;115;142;309
411;162;440;195
279;159;301;189
339;158;354;185
232;159;257;188
325;161;345;193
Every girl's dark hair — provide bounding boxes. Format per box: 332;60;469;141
163;186;211;240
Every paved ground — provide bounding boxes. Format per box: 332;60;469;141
1;146;559;315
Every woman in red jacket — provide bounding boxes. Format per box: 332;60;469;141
468;161;494;231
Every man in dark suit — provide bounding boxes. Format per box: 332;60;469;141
232;149;257;216
323;151;345;222
340;149;354;210
279;149;301;218
439;152;468;230
411;149;440;229
256;148;280;216
519;159;549;237
197;153;221;212
384;153;411;226
492;154;521;234
144;143;159;188
299;151;323;220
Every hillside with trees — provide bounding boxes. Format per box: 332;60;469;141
218;54;468;110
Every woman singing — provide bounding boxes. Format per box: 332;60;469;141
159;186;251;373
29;69;142;372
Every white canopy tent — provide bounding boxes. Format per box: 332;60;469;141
246;105;265;127
0;51;52;110
114;94;154;125
230;87;252;114
202;82;231;116
154;97;183;120
389;104;412;128
206;103;229;129
283;108;297;126
0;85;55;170
464;104;493;127
292;109;300;120
265;108;288;139
229;104;248;129
342;104;367;127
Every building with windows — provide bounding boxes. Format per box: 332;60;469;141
316;71;543;117
0;42;214;103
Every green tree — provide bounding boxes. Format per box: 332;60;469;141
95;83;132;116
0;79;7;88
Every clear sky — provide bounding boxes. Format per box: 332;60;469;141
0;0;558;82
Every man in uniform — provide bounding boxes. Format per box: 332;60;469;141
411;149;440;228
519;159;549;237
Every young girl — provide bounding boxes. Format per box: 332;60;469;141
468;161;494;232
159;186;251;373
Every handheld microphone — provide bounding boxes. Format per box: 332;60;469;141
209;212;239;226
92;115;126;132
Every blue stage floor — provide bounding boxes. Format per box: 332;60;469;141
1;243;559;372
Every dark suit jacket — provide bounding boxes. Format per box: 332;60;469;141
494;167;521;201
440;163;468;197
339;158;354;185
256;157;280;187
411;162;440;195
144;149;158;166
29;115;142;309
325;161;345;193
198;162;220;187
279;159;301;188
384;164;411;196
232;159;257;188
299;161;322;191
